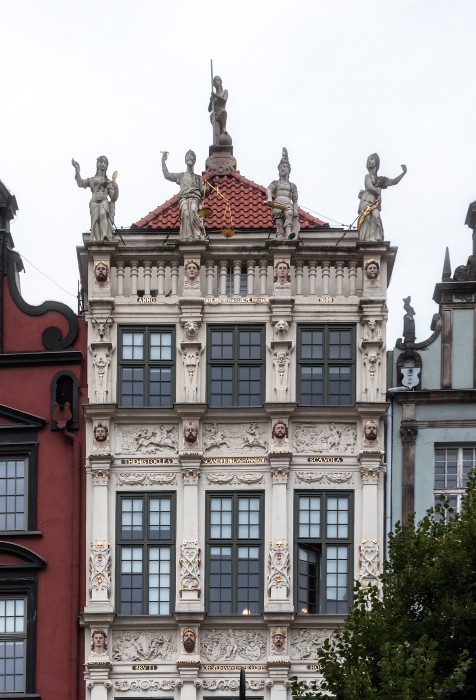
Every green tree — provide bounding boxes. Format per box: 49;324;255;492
290;473;476;700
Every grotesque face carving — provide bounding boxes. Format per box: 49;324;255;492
184;321;199;340
364;420;378;441
183;422;198;444
93;423;108;443
274;319;289;335
365;260;380;280
182;628;196;653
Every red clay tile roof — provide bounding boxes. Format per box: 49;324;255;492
132;171;327;231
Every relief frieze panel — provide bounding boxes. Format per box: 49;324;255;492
117;425;178;455
290;628;334;660
201;630;266;662
203;423;268;455
206;472;264;485
292;423;356;454
116;472;177;486
296;471;353;484
112;631;175;662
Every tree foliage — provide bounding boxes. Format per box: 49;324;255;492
290;472;476;700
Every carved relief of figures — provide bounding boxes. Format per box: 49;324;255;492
117;472;176;486
357;153;406;241
90;347;111;402
267;148;300;240
290;629;333;660
243;423;267;450
182;628;197;654
93;422;109;450
112;631;174;662
296;471;353;484
268;540;290;595
180;540;200;591
118;425;178;455
271;628;287;656
203;423;268;455
183;421;199;449
72;155;119;241
90;629;108;657
201;630;266;662
362;349;382;402
89;541;111;596
292;423;356;454
359;540;380;587
273;349;291;401
271;420;289;449
94;261;109;287
183;258;201;295
273;260;291;288
181;347;201;402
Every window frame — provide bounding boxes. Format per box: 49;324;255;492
206;491;264;615
294;490;353;615
297;324;355;406
207;325;265;408
116;492;176;616
118;326;175;408
0;445;37;535
434;445;475;516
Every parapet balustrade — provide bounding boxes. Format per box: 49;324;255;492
103;256;365;300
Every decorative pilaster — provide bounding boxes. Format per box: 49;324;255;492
400;418;418;526
177;456;202;611
266;454;293;612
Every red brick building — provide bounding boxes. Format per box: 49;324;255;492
0;178;87;699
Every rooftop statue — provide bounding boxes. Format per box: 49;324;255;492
266;148;300;240
208;75;230;146
72;156;118;241
162;150;212;240
402;296;416;344
357;154;407;241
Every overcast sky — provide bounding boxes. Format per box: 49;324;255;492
1;0;475;346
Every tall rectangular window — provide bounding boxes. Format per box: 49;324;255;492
117;494;175;615
0;597;27;693
297;325;355;406
208;326;264;407
434;446;475;516
207;493;263;614
295;492;352;614
119;327;175;407
0;459;26;532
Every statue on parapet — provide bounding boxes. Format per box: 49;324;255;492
208;75;230;145
72;156;118;241
162;150;214;240
402;296;416;344
266;148;300;240
357;153;406;241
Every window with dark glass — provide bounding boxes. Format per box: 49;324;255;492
208;326;264;407
0;445;37;534
207;493;263;614
117;493;175;615
297;325;355;406
295;491;352;614
434;446;475;518
0;596;27;693
119;327;175;407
